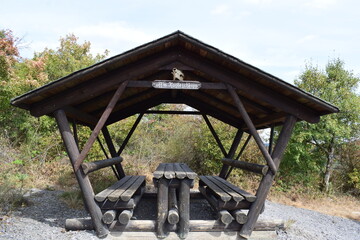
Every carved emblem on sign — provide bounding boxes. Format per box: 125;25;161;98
152;80;201;90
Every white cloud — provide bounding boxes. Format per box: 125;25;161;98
296;34;318;44
70;22;154;44
304;0;338;9
211;4;230;15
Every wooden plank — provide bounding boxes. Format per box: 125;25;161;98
108;176;140;202
199;176;231;202
81;156;123;175
213;176;256;202
173;163;186;179
153;163;166;179
164;163;175;179
107;219;284;232
207;176;244;202
179;163;197;179
74;81;129;171
94;176;132;202
120;176;145;201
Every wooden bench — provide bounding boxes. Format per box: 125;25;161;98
94;175;146;225
199;157;269;225
199;175;256;224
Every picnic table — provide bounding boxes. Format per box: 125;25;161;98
153;163;197;239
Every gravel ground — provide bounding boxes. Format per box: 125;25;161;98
0;189;359;240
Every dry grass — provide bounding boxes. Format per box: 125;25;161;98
268;190;360;221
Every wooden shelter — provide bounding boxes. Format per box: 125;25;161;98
11;31;338;239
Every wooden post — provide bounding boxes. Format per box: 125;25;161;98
102;127;126;178
119;210;133;225
96;136;119;179
54;109;109;237
168;188;179;225
219;210;234;224
239;115;297;238
156;178;169;238
74;81;128;171
202;114;227;156
232;210;248;224
225;134;252;179
117;113;144;155
227;84;277;174
219;129;243;178
178;179;192;239
102;210;117;224
268;125;275;155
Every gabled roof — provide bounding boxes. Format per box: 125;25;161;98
11;31;338;129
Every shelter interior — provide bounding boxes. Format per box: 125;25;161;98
11;31;338;239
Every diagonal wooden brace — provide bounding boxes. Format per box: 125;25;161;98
227;84;277;174
74;81;128;171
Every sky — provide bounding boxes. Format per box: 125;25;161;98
1;0;360;84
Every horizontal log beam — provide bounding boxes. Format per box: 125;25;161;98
65;218;284;232
127;80;227;89
81;156;123;175
222;158;269;176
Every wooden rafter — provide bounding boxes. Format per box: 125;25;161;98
74;81;128;171
227;84;277;174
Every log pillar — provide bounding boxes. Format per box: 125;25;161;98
54;109;108;237
239;115;297;238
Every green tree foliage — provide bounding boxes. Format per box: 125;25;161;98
0;30;108;162
280;59;360;193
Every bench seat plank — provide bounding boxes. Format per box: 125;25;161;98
173;163;186;179
153;163;166;179
95;176;132;202
108;176;140;202
213;176;256;202
179;163;197;179
121;176;146;201
199;176;231;202
207;176;244;202
164;163;175;179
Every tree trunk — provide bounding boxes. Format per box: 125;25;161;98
323;146;335;192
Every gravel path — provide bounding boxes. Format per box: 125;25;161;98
0;189;359;240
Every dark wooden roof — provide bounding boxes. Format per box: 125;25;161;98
11;31;338;129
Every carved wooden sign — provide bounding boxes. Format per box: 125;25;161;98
152;80;201;90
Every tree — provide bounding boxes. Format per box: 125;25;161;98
282;58;360;192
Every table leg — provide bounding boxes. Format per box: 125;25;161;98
157;178;169;238
178;179;191;239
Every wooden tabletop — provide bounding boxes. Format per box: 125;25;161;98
153;163;197;180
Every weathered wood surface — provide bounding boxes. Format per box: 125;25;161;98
74;81;129;171
156;178;169;238
232;209;248;224
199;176;256;203
98;190;143;210
219;210;234;224
167;188;179;225
219;130;243;178
153;163;197;180
227;84;277;174
81;156;123;175
65;218;284;232
240;115;297;238
54;109;109;237
119;210;133;225
222;158;268;176
103;210;117;224
95;175;145;203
